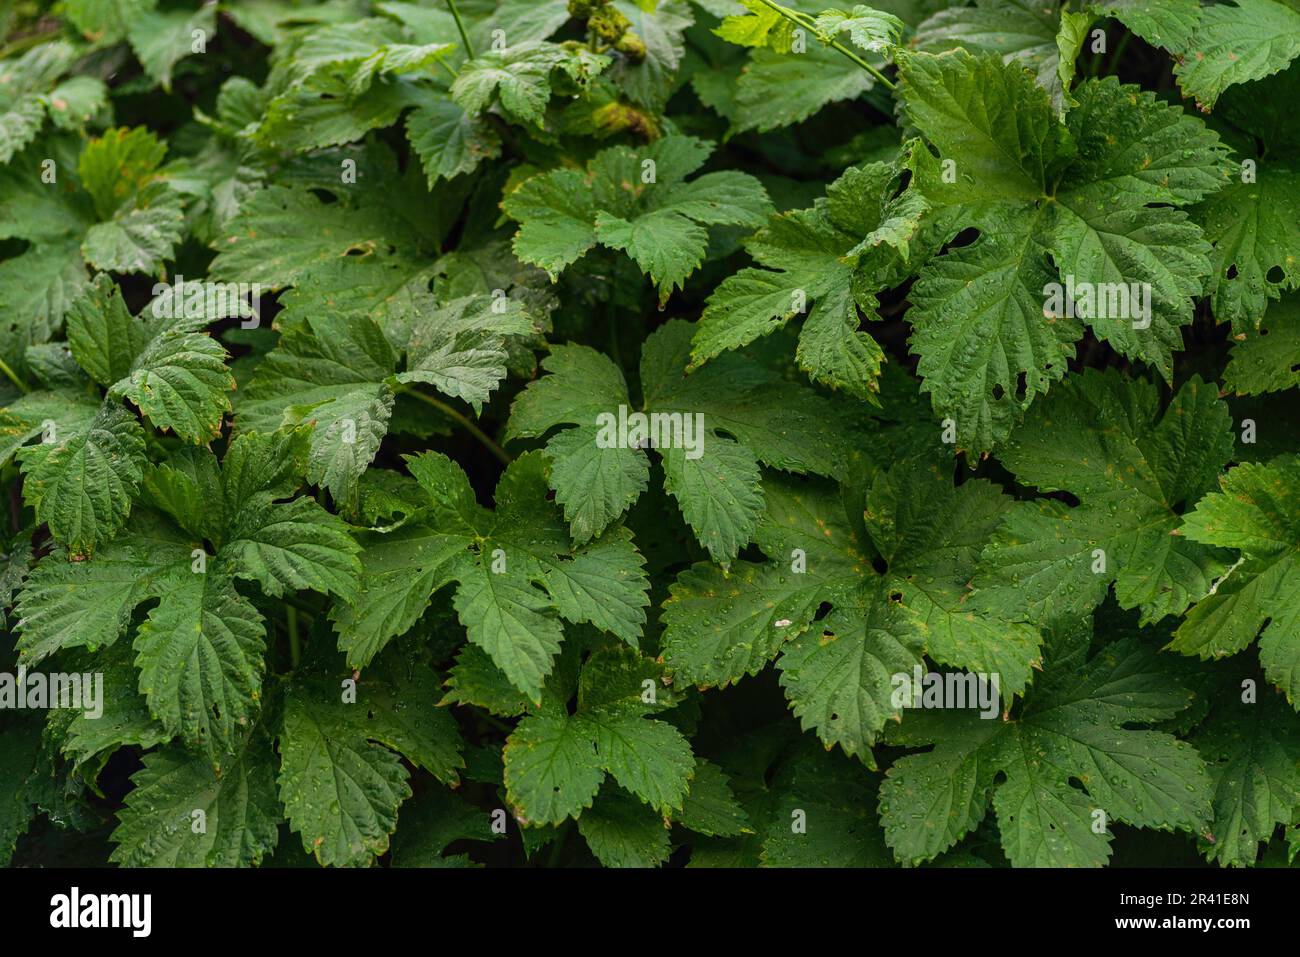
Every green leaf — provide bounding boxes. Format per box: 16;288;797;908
0;99;46;167
587;708;695;812
863;459;1043;699
330;524;465;668
777;599;925;762
813;6;905;54
63;0;158;43
452;41;609;125
13;510;192;665
543;426;651;544
593;208;709;300
341;655;466;785
76;127;184;272
133;567;267;758
405;95;501;186
1090;0;1202;50
442;644;533;718
223;495;362;602
660;435;763;563
504;136;771;296
451;556;565;705
715;0;794;51
662;559;824;688
534;527;650;647
390;786;501;867
0;390;98;470
897;48;1071;204
761;743;893;866
908;204;1076;453
64;274;235;442
977;370;1234;628
19;401;147;558
1045;80;1224;379
504;712;605;827
504;703;694;826
127;3;219;91
239;312;398;506
0;720;43;865
1193;690;1300;867
577;785;672;867
109;320;234;444
503;169;598;280
209;185;409;289
277;675;412;867
62;639;168;771
1223;298;1300;395
1174;455;1300;707
510;322;860;558
609;0;693;111
65;275;152;388
334;452;650;695
0;43;95;163
110;725;280;867
1194;168;1300;333
913;1;1060;79
1172;0;1300;109
397;293;535;412
880;631;1212;866
732;44;873;134
674;759;750;837
696;158;922;399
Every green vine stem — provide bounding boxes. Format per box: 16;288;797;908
401;386;513;465
287;605;301;669
752;0;897;91
445;0;476;60
0;355;29;394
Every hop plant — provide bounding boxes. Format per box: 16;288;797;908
0;0;1297;875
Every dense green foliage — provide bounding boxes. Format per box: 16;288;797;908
0;0;1298;869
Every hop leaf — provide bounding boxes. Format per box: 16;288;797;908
879;626;1213;867
504;136;772;301
332;451;650;700
507;320;861;559
1175;454;1300;707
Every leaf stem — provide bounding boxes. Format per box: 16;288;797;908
545;821;570;867
287;605;301;669
479;711;513;734
0;29;55;61
0;355;29;394
751;0;897;91
1103;31;1131;77
401;386;513;465
445;0;476;60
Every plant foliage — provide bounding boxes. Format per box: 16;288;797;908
0;0;1297;870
